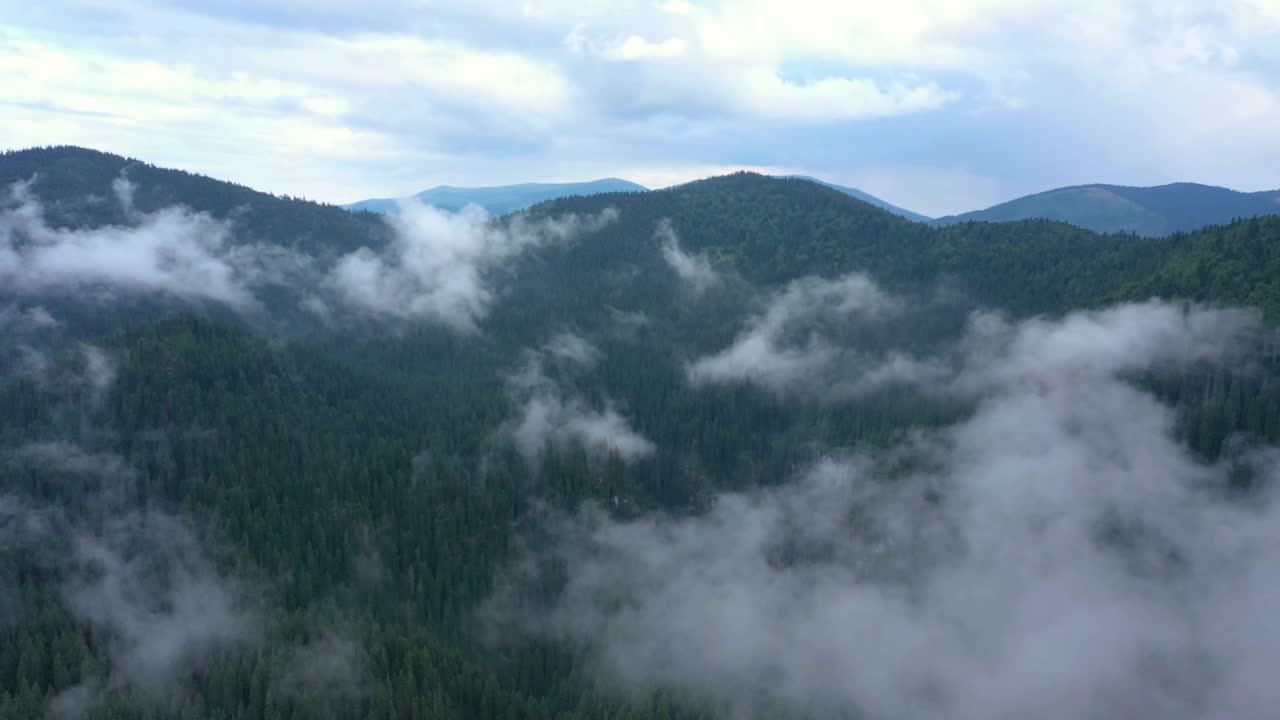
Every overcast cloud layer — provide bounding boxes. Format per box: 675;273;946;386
489;298;1280;719
2;1;1278;214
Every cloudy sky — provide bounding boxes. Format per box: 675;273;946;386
2;0;1278;215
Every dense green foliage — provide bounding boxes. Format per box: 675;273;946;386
527;173;1280;319
4;147;1280;719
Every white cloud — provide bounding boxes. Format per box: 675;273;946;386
953;303;1264;394
599;35;688;60
656;219;718;295
64;513;259;694
5;438;259;714
10;441;134;480
1241;0;1280;25
0;34;398;190
280;34;575;116
0;179;294;310
731;68;958;120
564;26;688;62
490;299;1280;720
0;304;58;333
277;630;371;703
690;271;1264;402
0;36;350;119
326;201;618;330
505;337;655;462
544;330;603;366
79;344;118;402
0;327;259;711
0;25;568;203
564;23;589;54
0;175;621;331
688;272;942;395
657;0;697;14
1035;4;1280;189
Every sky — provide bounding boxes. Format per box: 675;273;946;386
1;0;1278;216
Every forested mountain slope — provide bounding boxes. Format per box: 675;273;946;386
524;173;1280;318
5;147;1280;719
0;146;388;255
8;147;1280;329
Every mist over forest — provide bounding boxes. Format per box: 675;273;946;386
4;2;1280;718
2;144;1280;720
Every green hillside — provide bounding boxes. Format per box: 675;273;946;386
4;147;1280;719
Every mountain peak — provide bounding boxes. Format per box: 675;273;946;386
776;175;931;222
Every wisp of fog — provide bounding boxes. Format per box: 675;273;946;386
504;333;655;462
488;291;1280;720
0;177;619;333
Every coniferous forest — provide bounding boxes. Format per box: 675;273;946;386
4;146;1280;719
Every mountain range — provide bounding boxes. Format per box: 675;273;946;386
347;173;1280;237
345;175;936;225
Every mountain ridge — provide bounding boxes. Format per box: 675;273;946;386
777;175;933;222
934;181;1280;236
344;177;648;216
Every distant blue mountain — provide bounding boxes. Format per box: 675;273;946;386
779;176;932;222
932;182;1280;236
345;178;648;216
